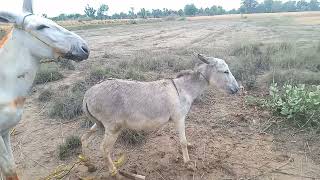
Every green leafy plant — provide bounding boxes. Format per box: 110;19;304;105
265;83;320;127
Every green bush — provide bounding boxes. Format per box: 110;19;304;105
265;69;320;86
86;67;124;85
58;59;75;70
34;65;64;84
265;84;320;127
58;135;82;160
230;41;320;89
38;89;53;102
49;91;83;120
124;68;146;81
71;81;87;94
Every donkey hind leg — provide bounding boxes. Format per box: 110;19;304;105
174;117;190;163
81;123;98;172
0;135;18;180
81;123;98;154
101;129;121;178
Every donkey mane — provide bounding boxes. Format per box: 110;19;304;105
0;28;13;48
176;70;195;78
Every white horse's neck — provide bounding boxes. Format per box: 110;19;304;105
0;28;40;103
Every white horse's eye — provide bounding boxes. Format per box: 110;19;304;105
224;70;229;74
36;25;49;30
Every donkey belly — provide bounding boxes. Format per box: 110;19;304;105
124;113;171;131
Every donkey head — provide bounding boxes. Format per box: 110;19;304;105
196;54;239;94
0;0;89;61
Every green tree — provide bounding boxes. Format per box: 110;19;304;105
129;7;136;19
272;1;283;12
84;4;96;18
152;9;163;18
198;8;204;15
138;8;147;18
264;0;274;12
241;0;258;13
297;0;309;11
97;4;109;20
184;4;198;16
178;9;184;16
282;1;297;12
309;0;319;10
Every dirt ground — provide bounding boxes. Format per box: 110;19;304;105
7;13;320;180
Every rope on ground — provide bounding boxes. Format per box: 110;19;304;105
42;155;87;180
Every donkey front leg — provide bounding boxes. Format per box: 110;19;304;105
0;134;18;180
174;117;190;163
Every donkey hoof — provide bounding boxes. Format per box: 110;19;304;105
87;164;97;173
111;167;118;177
185;161;196;171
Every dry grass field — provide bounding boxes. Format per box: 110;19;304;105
1;12;320;180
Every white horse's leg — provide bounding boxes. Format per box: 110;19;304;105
174;117;190;163
2;131;14;164
0;135;18;180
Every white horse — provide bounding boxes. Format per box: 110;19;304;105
0;0;89;179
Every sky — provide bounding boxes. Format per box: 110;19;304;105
1;0;244;17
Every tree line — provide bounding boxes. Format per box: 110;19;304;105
50;0;320;21
241;0;320;13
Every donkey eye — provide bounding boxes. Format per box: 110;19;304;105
36;25;49;30
224;70;229;74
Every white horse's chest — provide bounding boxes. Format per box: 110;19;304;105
0;58;37;102
0;56;36;132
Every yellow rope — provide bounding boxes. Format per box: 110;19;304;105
41;155;86;180
41;154;126;180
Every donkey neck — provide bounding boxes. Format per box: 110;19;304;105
0;29;40;103
174;72;209;101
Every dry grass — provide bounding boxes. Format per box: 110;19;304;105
230;41;320;88
58;135;82;160
118;129;147;147
38;89;53;102
58;59;75;70
48;90;83;120
187;11;320;21
34;64;64;85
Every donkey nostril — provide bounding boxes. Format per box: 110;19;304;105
81;46;89;54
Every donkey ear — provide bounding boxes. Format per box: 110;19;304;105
23;0;34;14
197;54;210;64
0;12;17;23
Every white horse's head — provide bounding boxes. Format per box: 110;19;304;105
196;54;240;94
0;0;89;61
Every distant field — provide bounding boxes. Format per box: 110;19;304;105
1;11;319;33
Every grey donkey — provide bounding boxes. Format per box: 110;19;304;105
81;54;240;177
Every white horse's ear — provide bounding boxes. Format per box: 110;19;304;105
0;12;17;23
23;0;34;14
197;54;210;64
